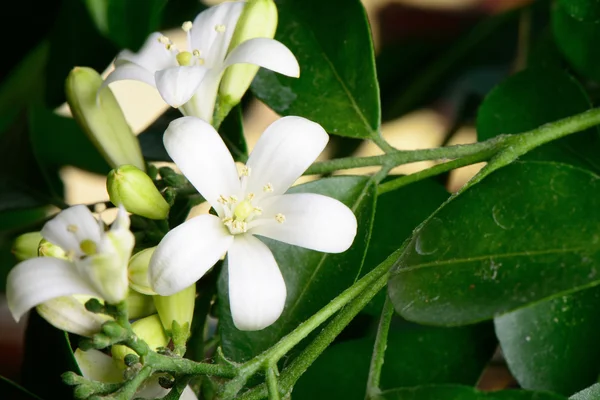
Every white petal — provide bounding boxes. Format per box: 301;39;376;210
224;38;300;78
36;296;109;337
179;68;222;121
7;258;101;322
190;2;245;66
164;116;241;214
149;214;234;295
102;63;157;91
74;349;123;383
41;205;102;256
115;32;178;72
251;193;357;253
245;117;329;197
155;66;208;108
180;386;199;400
227;235;286;331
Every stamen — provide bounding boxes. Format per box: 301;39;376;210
253;207;263;215
157;35;170;44
218;195;229;204
192;49;201;57
181;21;193;32
239;165;251;177
275;213;286;223
247;193;255;201
263;183;273;193
67;224;78;233
197;58;205;65
215;24;226;33
229;195;239;204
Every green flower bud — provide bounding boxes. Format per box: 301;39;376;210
218;0;278;112
126;289;156;319
128;247;158;295
38;239;68;259
111;314;167;367
107;165;169;220
65;67;145;171
153;284;195;336
12;232;43;261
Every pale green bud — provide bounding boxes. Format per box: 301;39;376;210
128;247;158;295
153;284;195;335
107;165;169;220
38;239;68;259
36;295;111;337
65;67;145;171
218;0;278;109
12;232;43;261
126;289;156;319
111;314;167;367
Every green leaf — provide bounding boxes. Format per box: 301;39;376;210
85;0;166;51
376;385;566;400
0;376;44;400
28;107;110;175
495;286;600;396
553;2;600;82
388;161;600;326
570;383;600;400
477;67;600;173
557;0;600;22
251;0;380;139
45;0;117;107
363;179;449;315
294;320;496;399
218;176;377;361
21;311;81;400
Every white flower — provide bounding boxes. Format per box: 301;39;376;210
149;116;357;331
6;205;134;326
102;1;299;121
74;349;198;399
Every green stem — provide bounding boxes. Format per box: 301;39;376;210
372;132;396;154
239;273;391;400
365;295;395;399
304;136;508;176
377;150;491;195
105;365;153;400
266;366;281;400
145;351;237;378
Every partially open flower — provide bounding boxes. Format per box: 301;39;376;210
6;205;135;324
102;1;299;123
149;116;357;331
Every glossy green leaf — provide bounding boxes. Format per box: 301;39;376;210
28;107;110;175
376;385;566;400
477;67;600;173
21;311;81;400
85;0;166;51
251;0;380;139
294;319;496;399
570;383;600;400
553;3;600;82
495;286;600;396
218;176;377;361
0;376;43;400
557;0;600;22
388;162;600;326
363;179;449;315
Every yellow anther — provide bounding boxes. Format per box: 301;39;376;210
79;240;97;256
157;35;170;44
275;213;286;224
197;58;205;65
247;193;255;201
67;224;78;233
253;207;263;215
192;49;201;57
229;195;239;203
166;43;176;51
239;165;251;177
263;183;273;193
215;24;226;33
181;21;193;32
218;195;229;204
176;51;193;66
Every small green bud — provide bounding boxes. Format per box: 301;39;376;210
128;247;158;295
61;371;80;386
123;353;139;367
85;298;105;313
65;67;145;170
111;314;168;367
38;239;67;259
12;232;43;261
107;165;169;220
153;284;195;335
218;0;278;112
126;288;157;319
92;333;112;349
102;321;127;338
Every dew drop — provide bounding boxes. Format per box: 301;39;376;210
491;204;514;230
414;218;445;256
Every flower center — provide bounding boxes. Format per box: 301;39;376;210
176;51;193;66
80;240;98;256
